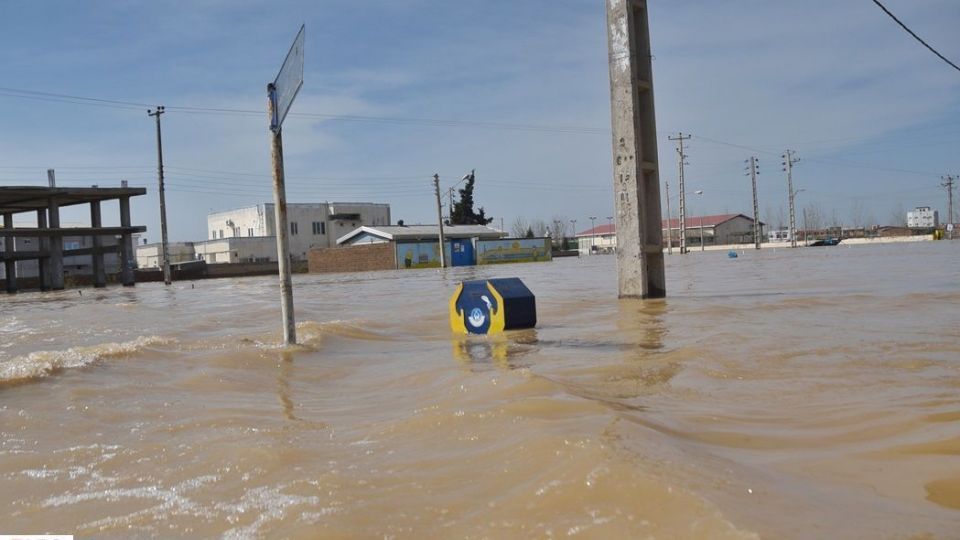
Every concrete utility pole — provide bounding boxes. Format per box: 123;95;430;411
589;216;597;253
147;106;172;286
783;150;800;248
694;189;705;251
942;175;955;239
570;219;577;255
433;174;446;268
746;156;761;249
668;133;691;254
606;0;666;298
267;85;296;345
664;181;673;254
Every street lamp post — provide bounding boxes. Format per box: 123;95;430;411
589;216;597;255
570;219;578;256
694;190;705;251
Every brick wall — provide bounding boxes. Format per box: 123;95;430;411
307;242;396;274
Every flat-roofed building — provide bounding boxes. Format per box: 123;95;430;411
907;206;938;228
206;202;390;262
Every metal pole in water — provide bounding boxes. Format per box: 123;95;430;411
268;83;296;346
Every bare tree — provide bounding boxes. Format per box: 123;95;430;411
850;199;866;229
829;208;842;229
511;216;529;238
762;205;777;231
888;202;907;227
549;215;568;245
803;202;824;232
530;218;549;237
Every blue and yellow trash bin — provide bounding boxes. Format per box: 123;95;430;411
449;278;536;335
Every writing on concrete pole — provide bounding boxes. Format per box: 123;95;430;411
267;24;305;346
606;0;666;298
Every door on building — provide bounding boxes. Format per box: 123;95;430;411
450;238;475;267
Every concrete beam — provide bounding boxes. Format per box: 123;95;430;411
90;200;106;288
119;196;135;287
36;209;49;290
47;196;64;290
3;213;16;294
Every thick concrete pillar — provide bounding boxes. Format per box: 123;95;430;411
606;0;665;298
36;210;49;291
47;197;64;290
90;201;106;288
3;213;16;294
119;196;135;286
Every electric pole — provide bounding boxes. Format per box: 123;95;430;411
606;0;665;298
745;156;761;249
942;175;955;239
570;219;577;256
433;174;447;268
148;106;172;285
783;150;800;248
668;133;691;254
589;216;597;253
664;181;673;254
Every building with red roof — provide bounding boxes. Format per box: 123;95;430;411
574;214;763;254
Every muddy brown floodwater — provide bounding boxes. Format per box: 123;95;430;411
1;241;959;539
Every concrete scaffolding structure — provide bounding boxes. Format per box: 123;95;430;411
0;186;147;293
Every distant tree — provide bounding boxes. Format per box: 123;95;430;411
803;202;824;232
529;218;549;237
450;170;494;225
525;227;534;238
511;216;529;238
850;200;866;229
888;202;907;227
550;216;570;241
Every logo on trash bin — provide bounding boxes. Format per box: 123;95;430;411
468;307;486;328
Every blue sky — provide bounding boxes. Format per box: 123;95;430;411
0;0;957;240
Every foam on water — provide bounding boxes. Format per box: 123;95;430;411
0;335;176;384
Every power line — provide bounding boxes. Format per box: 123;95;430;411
870;0;960;73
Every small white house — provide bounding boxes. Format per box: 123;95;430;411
907;207;938;228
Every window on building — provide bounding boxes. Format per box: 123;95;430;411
211;231;216;239
312;221;326;235
219;230;224;239
248;228;254;237
290;222;298;235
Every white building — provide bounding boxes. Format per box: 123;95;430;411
768;229;794;243
207;202;391;261
907;206;938;228
135;242;198;269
